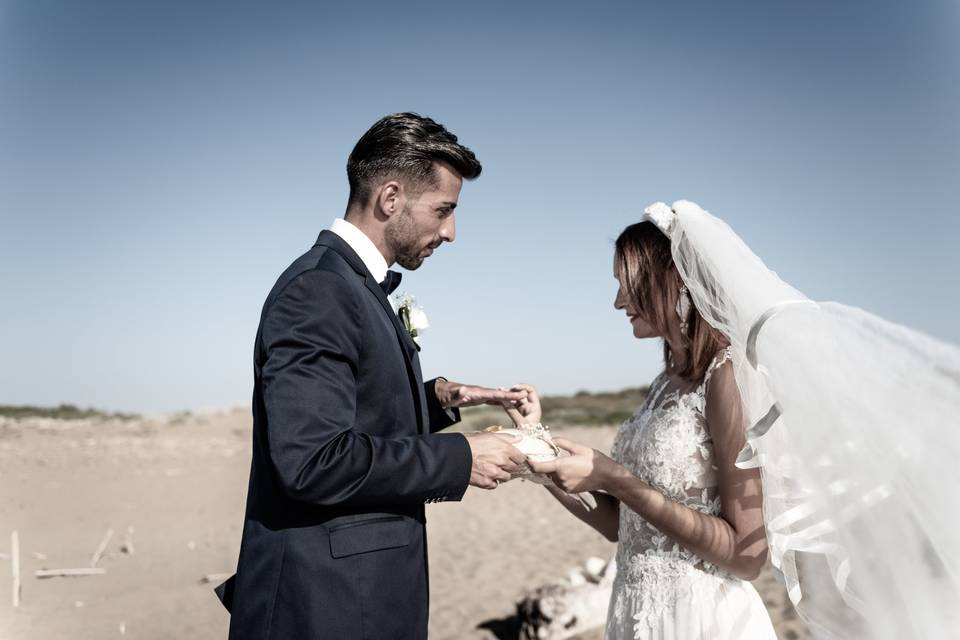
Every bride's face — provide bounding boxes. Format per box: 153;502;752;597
613;263;659;340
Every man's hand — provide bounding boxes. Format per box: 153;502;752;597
436;379;528;409
463;432;527;490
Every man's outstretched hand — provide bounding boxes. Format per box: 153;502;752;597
435;379;529;409
435;379;530;489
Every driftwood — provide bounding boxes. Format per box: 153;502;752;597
90;528;114;567
11;531;20;607
35;568;106;579
517;557;615;640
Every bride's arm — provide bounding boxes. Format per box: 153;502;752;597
531;363;768;580
543;484;620;542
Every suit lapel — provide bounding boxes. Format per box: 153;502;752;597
313;231;428;433
356;275;429;435
314;231;419;359
361;277;421;357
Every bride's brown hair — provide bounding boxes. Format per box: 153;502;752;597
615;221;729;382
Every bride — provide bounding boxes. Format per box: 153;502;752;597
505;201;960;639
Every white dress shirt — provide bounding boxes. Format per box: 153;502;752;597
329;218;389;283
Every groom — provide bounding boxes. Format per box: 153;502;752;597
218;113;528;639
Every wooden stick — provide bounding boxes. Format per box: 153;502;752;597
11;531;20;607
35;568;106;579
123;525;133;556
90;528;114;567
121;526;135;555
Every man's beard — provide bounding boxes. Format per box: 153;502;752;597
385;205;429;270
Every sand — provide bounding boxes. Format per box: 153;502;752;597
0;412;808;639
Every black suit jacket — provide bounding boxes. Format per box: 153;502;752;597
220;230;472;639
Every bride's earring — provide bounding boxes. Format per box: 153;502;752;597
676;285;691;335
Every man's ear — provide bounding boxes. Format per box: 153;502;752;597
375;181;403;219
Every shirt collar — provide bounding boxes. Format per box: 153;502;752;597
328;218;390;284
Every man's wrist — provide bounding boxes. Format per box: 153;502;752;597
435;376;451;407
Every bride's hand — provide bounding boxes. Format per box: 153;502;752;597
527;438;620;493
501;383;541;426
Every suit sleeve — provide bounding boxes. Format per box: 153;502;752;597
423;378;461;433
260;269;472;507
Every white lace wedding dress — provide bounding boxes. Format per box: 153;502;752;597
606;348;777;639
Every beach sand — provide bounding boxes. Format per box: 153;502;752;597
0;412;808;639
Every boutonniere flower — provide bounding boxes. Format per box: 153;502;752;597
389;293;430;344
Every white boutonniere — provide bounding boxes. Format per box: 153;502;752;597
389;293;430;344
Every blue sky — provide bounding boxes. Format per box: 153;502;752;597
1;1;957;414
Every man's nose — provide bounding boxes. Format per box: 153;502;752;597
439;213;456;242
614;288;625;309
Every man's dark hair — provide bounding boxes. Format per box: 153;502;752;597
346;112;482;207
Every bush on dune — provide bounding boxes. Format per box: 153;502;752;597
0;404;139;421
457;386;649;431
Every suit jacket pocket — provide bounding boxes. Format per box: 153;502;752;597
328;516;411;558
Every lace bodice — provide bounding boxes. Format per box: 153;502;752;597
608;348;743;634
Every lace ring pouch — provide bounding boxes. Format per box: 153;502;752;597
483;423;597;509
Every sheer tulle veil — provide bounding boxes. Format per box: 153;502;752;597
642;201;960;638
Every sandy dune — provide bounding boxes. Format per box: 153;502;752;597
0;412;808;639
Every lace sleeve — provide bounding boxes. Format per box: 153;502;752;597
703;347;733;395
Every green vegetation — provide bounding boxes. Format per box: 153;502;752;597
456;386;649;432
0;404;139;421
0;386;650;428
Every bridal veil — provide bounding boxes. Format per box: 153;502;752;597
642;200;960;638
